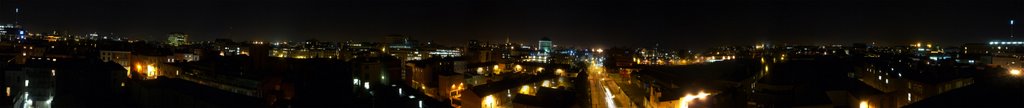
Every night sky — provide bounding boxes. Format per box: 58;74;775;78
3;0;1023;49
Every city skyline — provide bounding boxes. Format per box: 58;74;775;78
4;0;1024;108
1;0;1022;49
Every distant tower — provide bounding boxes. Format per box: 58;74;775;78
167;33;189;46
14;8;20;27
1012;19;1015;38
14;7;25;40
539;37;552;54
8;1;27;40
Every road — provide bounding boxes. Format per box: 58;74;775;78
587;61;636;108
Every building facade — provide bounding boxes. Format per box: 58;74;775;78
167;33;189;46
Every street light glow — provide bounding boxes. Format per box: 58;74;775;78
514;65;523;72
1010;69;1021;76
146;64;158;79
678;91;711;108
859;101;869;108
483;95;497;108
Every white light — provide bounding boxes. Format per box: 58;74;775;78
24;80;29;87
907;93;912;101
483;95;496;108
409;95;415;99
418;100;424;108
364;82;370;89
604;87;616;108
45;96;53;105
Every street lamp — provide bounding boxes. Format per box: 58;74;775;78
1011;69;1022;76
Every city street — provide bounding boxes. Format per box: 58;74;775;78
587;60;635;108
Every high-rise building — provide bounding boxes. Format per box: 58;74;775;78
538;37;552;54
167;32;189;46
1;0;28;40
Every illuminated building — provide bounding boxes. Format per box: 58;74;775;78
167;32;189;46
271;48;343;59
100;50;132;70
169;53;200;62
538;37;552;54
403;57;468;100
429;49;462;58
456;74;576;108
353;55;403;87
0;24;21;40
855;56;979;107
1;58;128;108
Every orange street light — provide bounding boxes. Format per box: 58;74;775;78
678;91;711;108
859;101;870;108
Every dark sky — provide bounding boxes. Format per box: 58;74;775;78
3;0;1023;49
